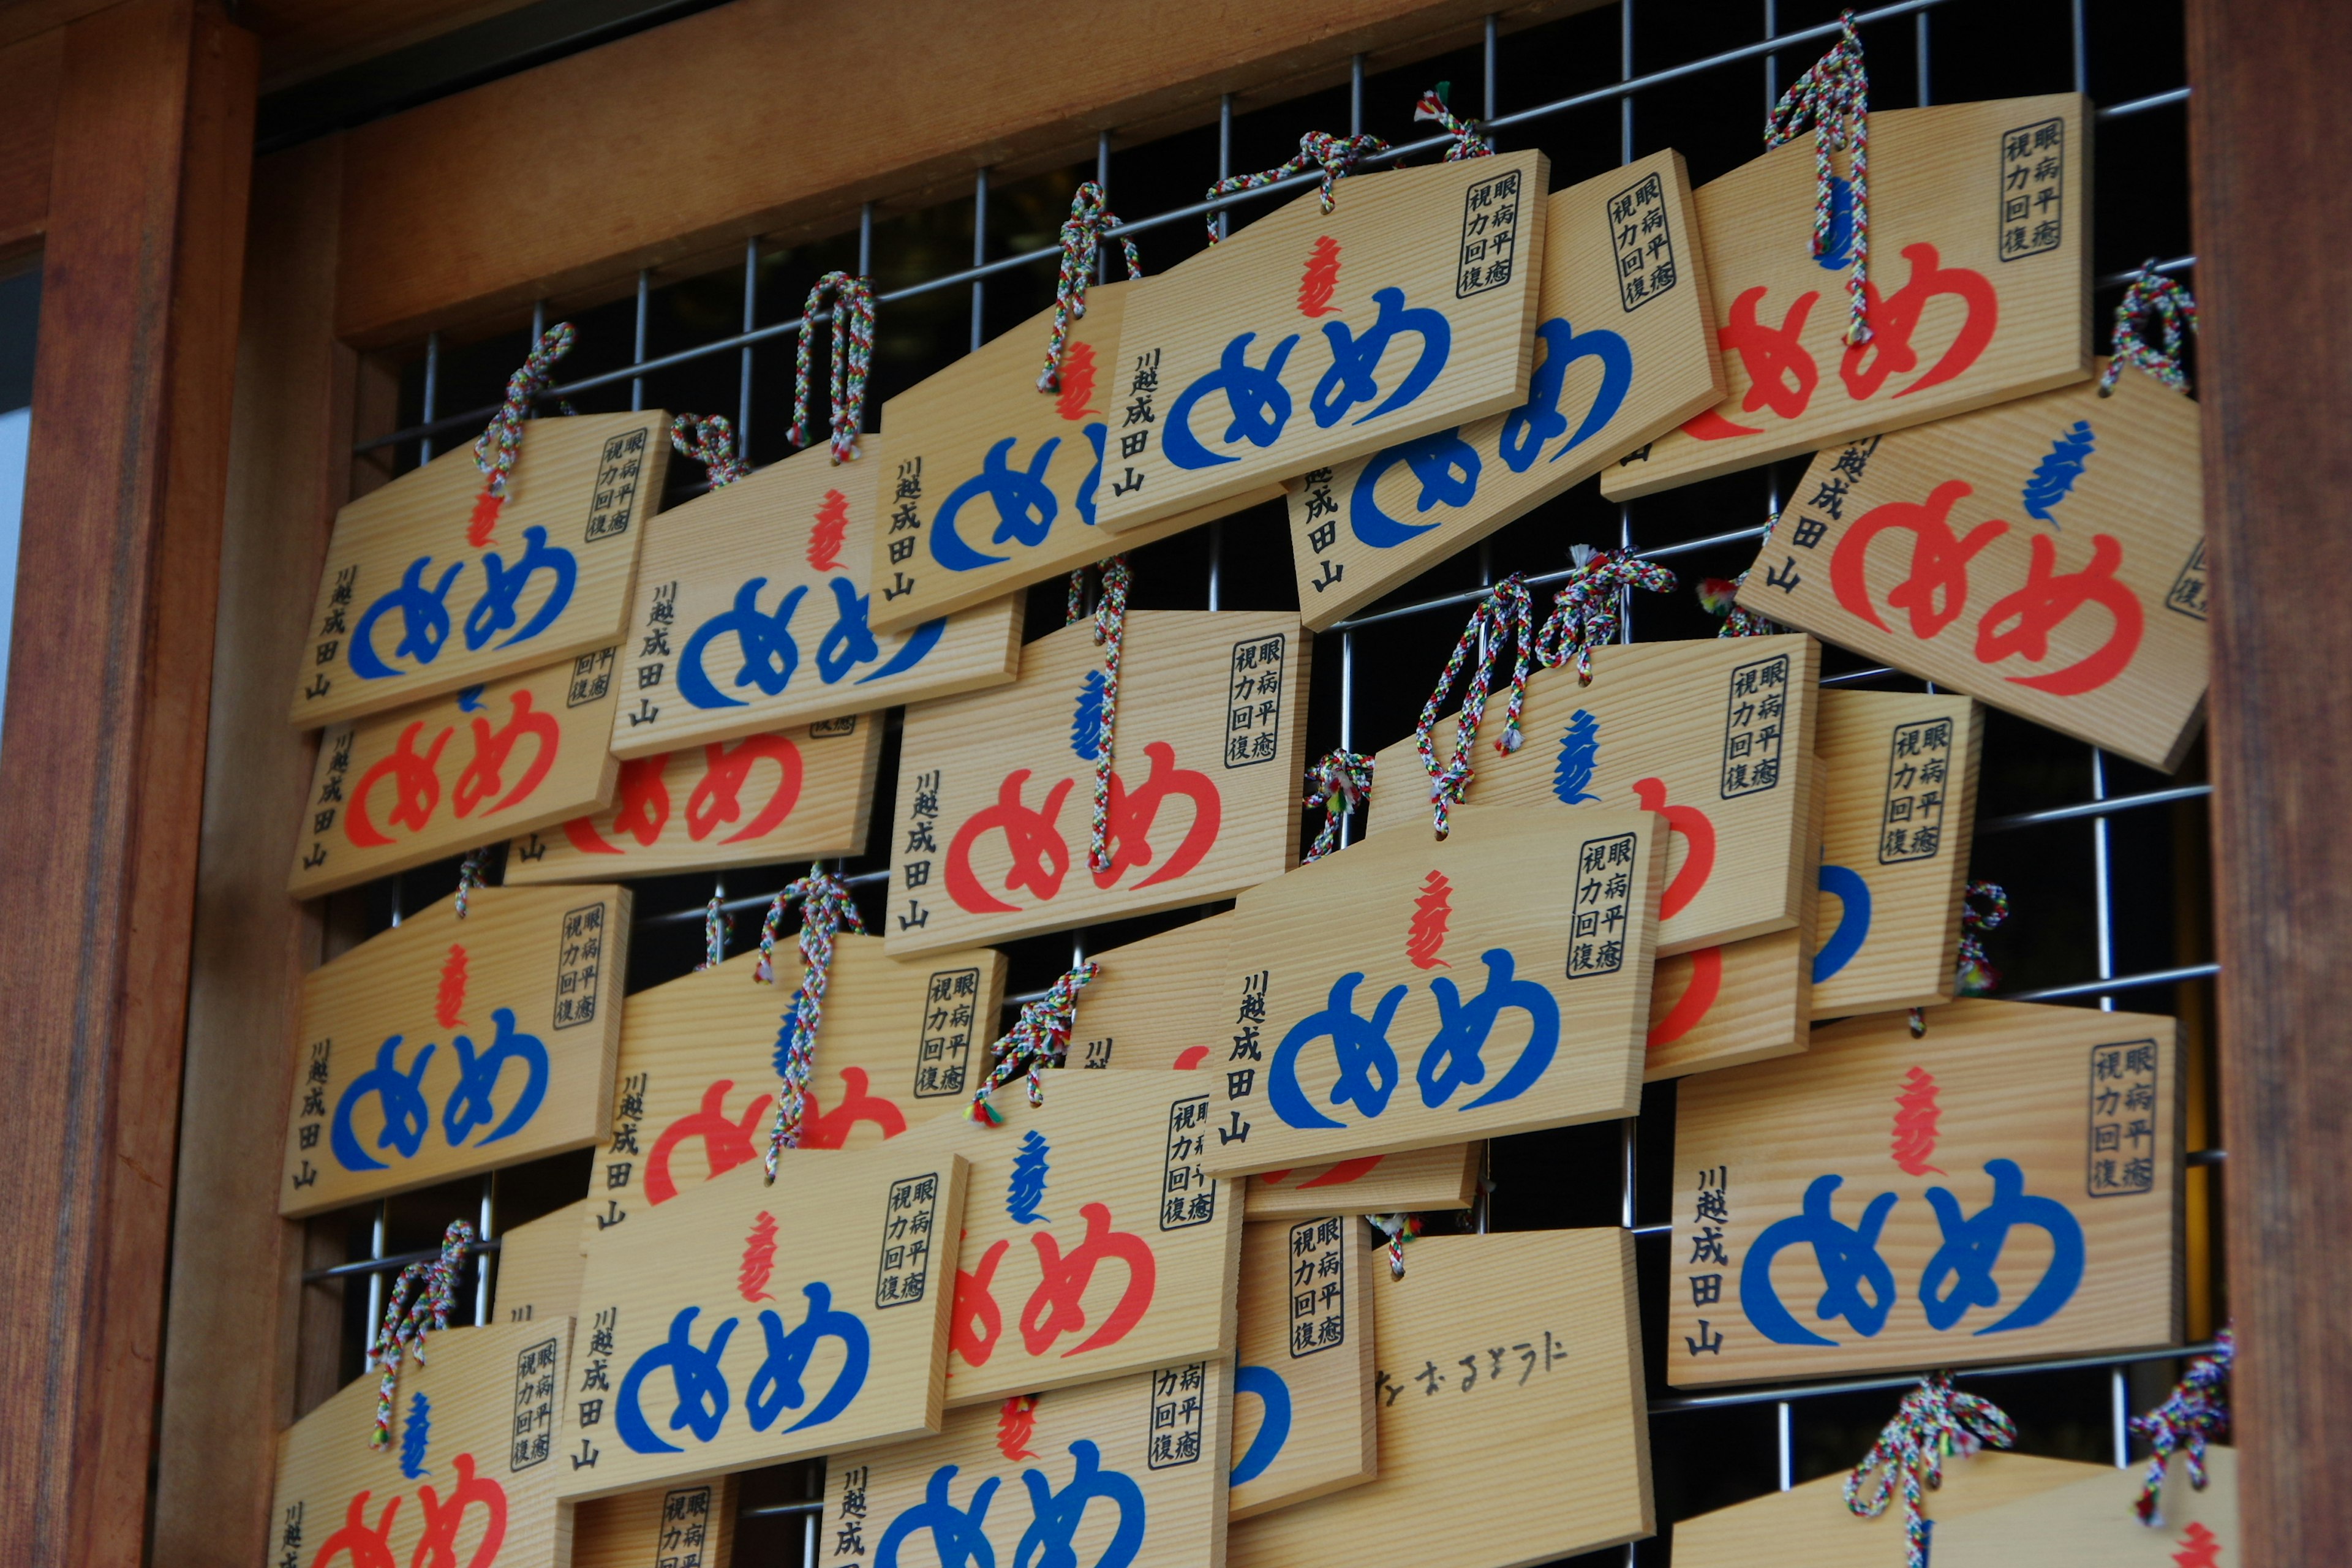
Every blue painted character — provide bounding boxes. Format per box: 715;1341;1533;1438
1416;949;1561;1110
1069;670;1109;762
1007;1129;1052;1225
462;526;578;652
677;578;810;709
441;1006;550;1148
399;1391;432;1480
1918;1158;2086;1335
350;556;464;679
330;1035;436;1172
1311;287;1451;429
1074;424;1108;527
745;1282;870;1434
1012;1440;1147;1568
616;1305;739;1455
932;435;1063;570
815;577;883;684
453;684;486;712
1496;317;1634;472
1552;710;1602;804
875;1466;1001;1568
1816;175;1856;270
1740;1173;1900;1346
1346;428;1482;548
1163;332;1301;470
1227;1365;1292;1488
2021;420;2096;524
1811;865;1874;983
1266;973;1407;1130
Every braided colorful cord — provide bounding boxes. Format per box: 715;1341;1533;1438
1205;130;1391;244
788;271;875;464
970;961;1101;1125
469;323;576;545
2130;1328;2233;1525
1766;11;1871;345
1954;880;2009;995
758;870;867;1177
1533;546;1678;682
1698;513;1789;638
1414;81;1495;160
1845;1374;2017;1568
695;893;729;971
1039;181;1144;394
1302;749;1375;864
1414;575;1536;839
1069;557;1133;876
453;848;486;919
671;412;753;488
1371;1213;1423;1280
2100;262;2198;395
365;1219;475;1449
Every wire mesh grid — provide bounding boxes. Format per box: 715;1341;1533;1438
307;1;2218;1559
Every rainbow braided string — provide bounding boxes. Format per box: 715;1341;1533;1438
1371;1213;1423;1280
1765;11;1871;346
1844;1374;2017;1568
2130;1328;2233;1525
1698;512;1789;638
758;870;867;1178
364;1219;475;1449
1039;181;1145;394
1068;556;1134;876
1955;880;2010;995
1205;130;1392;244
1534;546;1678;682
694;892;729;971
2100;262;2198;395
671;412;753;488
970;961;1101;1125
1414;576;1537;839
468;323;577;545
1302;749;1375;864
1414;81;1494;160
788;272;875;464
453;848;486;919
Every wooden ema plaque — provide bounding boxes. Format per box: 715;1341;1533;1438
1732;369;2207;772
293;410;671;728
1098;151;1551;537
883;1071;1245;1409
290;646;625;898
1202;804;1661;1179
267;1322;576;1568
571;1476;737;1568
1810;688;1985;1017
1603;94;2092;500
1668;998;2182;1388
884;610;1307;956
1370;635;1823;955
823;1362;1231;1568
587;934;1007;1236
1289;149;1723;629
505;716;883;883
1932;1447;2239;1567
282;885;628;1219
1074;911;1482;1218
1672;1452;2108;1568
1229;1231;1650;1568
492;1199;589;1329
609;435;1023;756
1229;1218;1375;1521
559;1144;972;1499
869;278;1285;634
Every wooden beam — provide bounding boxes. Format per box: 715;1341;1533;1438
2187;2;2352;1562
0;28;62;256
0;2;255;1563
332;0;1605;345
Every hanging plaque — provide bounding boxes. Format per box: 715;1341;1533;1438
1732;369;2206;772
611;435;1023;755
289;646;625;897
1674;1452;2110;1568
292;410;670;728
1229;1217;1376;1520
869;279;1286;633
885;611;1306;956
1229;1231;1649;1568
587;935;1006;1237
822;1362;1231;1568
492;1198;590;1328
1098;151;1551;536
1933;1447;2238;1567
1603;94;2092;499
1370;635;1823;954
505;716;883;882
1669;998;2182;1387
1202;804;1661;1178
267;1322;576;1568
281;884;628;1218
572;1476;737;1568
559;1142;972;1498
1289;148;1723;628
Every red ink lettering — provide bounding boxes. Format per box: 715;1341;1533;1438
951;1237;1011;1366
451;690;558;818
646;1079;773;1204
946;770;1076;914
1683;286;1820;439
313;1492;401;1568
1631;777;1716;921
740;1211;780;1302
410;1453;507;1568
347;721;455;846
1832;480;2008;639
1095;742;1222;891
1973;532;2143;696
685;734;804;844
1646;947;1724;1050
1838;243;1997;402
1891;1065;1947;1176
1019;1202;1156;1359
808;489;851;573
435;943;469;1031
1298;236;1342;318
1056;341;1100;422
1406;869;1453;970
797;1066;909;1150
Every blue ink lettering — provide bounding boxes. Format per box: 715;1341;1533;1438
1552;710;1602;804
1013;1440;1147;1568
441;1006;550;1148
2022;420;2095;524
616;1306;739;1455
1075;424;1107;528
1070;670;1109;762
1163;333;1300;470
1347;428;1480;548
350;557;464;679
1919;1158;2086;1335
876;1466;1001;1568
399;1391;432;1479
462;526;577;652
745;1282;870;1434
1229;1365;1292;1488
1311;287;1450;429
330;1036;436;1172
1740;1173;1900;1346
1812;864;1874;984
1817;176;1855;270
932;436;1062;570
1007;1129;1053;1224
1497;317;1634;471
1267;973;1406;1130
1417;949;1560;1110
677;578;810;709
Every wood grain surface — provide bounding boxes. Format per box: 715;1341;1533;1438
1672;1451;2107;1568
1228;1217;1376;1520
570;1474;737;1568
1931;1446;2236;1566
491;1198;589;1331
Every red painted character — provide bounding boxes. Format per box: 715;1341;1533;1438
1019;1202;1156;1359
312;1492;402;1568
1832;480;2009;640
1646;948;1723;1050
996;1395;1041;1462
1890;1065;1947;1177
1406;870;1453;970
1838;243;1997;403
1055;340;1101;423
410;1453;507;1568
946;771;1076;914
565;753;672;854
950;1237;1012;1366
807;489;851;573
347;721;455;845
685;734;804;844
645;1079;774;1204
1297;236;1342;318
1631;777;1716;921
1682;285;1820;439
1093;742;1223;891
796;1066;910;1150
451;690;559;818
1973;532;2144;696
